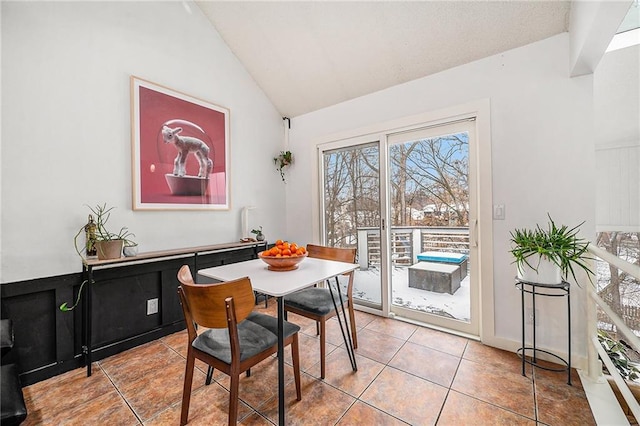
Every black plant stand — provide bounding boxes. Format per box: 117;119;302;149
516;279;571;385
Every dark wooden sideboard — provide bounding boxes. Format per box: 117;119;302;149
0;241;266;385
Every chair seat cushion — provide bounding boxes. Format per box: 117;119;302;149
193;312;300;364
284;287;347;316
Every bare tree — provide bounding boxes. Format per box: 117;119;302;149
389;134;469;226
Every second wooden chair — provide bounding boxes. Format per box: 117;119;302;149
283;244;357;379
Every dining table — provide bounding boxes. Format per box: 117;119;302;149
199;256;360;426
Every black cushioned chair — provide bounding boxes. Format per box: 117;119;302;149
177;265;302;426
284;244;357;379
1;319;27;425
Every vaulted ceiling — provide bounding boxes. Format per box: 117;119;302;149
196;1;571;118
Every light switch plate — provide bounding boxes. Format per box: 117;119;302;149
493;204;505;220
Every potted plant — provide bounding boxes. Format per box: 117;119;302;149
74;203;135;260
251;226;265;241
509;214;593;285
274;150;293;182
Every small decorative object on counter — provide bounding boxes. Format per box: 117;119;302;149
251;226;265;241
123;243;139;257
85;214;97;257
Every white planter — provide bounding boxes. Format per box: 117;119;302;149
517;256;562;284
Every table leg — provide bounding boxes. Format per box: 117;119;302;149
327;278;357;372
277;296;285;426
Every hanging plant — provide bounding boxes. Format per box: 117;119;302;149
274;150;293;182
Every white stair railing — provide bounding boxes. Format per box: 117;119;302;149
587;244;640;421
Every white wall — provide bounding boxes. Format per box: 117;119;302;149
1;1;286;282
594;44;640;231
286;33;596;360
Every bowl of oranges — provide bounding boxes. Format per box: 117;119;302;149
259;240;308;271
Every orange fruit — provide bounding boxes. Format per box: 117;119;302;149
275;239;284;245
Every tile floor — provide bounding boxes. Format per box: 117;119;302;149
21;300;595;425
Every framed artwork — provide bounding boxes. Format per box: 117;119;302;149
130;76;230;210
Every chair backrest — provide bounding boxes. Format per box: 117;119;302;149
306;244;356;264
176;265;255;329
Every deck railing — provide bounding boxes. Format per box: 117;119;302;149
356;226;469;270
587;244;640;422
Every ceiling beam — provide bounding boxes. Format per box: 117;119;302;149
569;0;633;77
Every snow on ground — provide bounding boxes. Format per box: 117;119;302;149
346;265;471;322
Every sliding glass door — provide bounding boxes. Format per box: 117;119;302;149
319;119;479;336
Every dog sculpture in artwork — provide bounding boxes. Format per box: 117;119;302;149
161;125;213;178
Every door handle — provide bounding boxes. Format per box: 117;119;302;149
472;219;478;248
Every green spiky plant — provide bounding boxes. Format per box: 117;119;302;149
73;203;135;258
509;214;594;285
66;204;135;312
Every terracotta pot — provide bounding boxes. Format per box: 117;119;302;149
95;240;124;260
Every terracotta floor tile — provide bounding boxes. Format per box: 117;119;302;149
336;400;408;425
258;372;355;425
119;359;205;421
463;340;531;375
352;328;406;364
389;341;460;387
283;331;338;372
451;358;535;419
22;366;115;423
437;390;535;425
300;315;359;348
408;326;468;357
212;356;298;410
364;317;418;340
99;340;183;387
351;310;379;329
534;368;595;426
20;310;597;426
24;387;139;426
361;367;448;425
532;359;581;388
239;411;276;425
306;347;385;397
285;311;320;332
145;380;253;426
159;329;188;351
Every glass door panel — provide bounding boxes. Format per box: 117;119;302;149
387;121;478;334
321;141;382;309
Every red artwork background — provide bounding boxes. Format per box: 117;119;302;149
135;81;228;207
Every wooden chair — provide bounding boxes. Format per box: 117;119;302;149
177;265;301;426
283;244;357;379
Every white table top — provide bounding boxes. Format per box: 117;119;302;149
199;257;359;297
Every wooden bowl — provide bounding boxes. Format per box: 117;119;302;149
258;251;308;271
